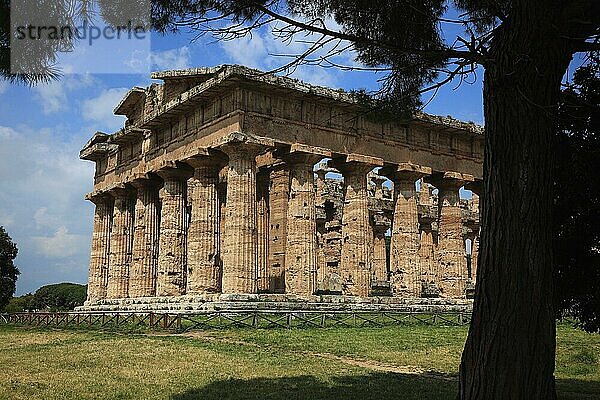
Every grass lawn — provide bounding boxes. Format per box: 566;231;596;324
0;323;598;399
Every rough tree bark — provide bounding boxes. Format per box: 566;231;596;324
458;2;573;398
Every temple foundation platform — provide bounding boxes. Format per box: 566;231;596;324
77;295;472;313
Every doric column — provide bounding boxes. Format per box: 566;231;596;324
370;172;387;199
218;140;268;294
283;145;329;296
371;213;390;282
86;193;113;302
471;192;480;212
315;164;328;202
419;220;438;296
334;154;383;297
419;180;438;295
316;226;326;286
106;187;135;299
419;178;432;205
267;162;289;293
218;177;227;269
256;169;270;292
471;234;480;282
428;172;472;298
381;163;431;298
466;181;481;283
185;156;225;294
156;166;192;296
129;178;161;298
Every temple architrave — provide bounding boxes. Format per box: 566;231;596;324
80;65;482;310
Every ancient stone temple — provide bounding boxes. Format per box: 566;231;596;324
80;65;482;309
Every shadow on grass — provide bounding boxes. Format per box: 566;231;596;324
556;379;600;400
172;372;457;400
171;373;600;400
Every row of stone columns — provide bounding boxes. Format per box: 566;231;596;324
87;141;477;302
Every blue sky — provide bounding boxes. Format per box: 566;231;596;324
0;17;491;295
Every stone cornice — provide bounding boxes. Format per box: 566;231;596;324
141;64;483;134
113;87;146;116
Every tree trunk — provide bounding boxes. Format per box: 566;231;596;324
458;3;572;398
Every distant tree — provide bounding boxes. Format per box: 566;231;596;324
0;226;19;311
4;293;34;312
32;283;87;311
554;62;600;333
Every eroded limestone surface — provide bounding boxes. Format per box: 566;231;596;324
81;65;482;307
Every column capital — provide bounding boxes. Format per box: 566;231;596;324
129;174;162;191
284;143;331;167
372;212;391;233
315;168;328;180
380;162;432;182
464;179;483;196
368;171;388;199
369;171;387;186
85;191;113;205
211;131;274;158
107;184;136;199
182;147;228;171
426;171;474;191
331;153;383;175
155;161;194;181
315;161;336;179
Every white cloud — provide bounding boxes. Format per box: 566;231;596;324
33;74;97;114
151;47;192;70
34;207;62;230
0;126;18;139
0;210;15;228
34;82;67;114
33;226;88;258
81;87;129;132
218;22;355;88
0;124;94;292
0;80;8;95
221;32;269;70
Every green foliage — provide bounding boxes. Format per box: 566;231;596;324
31;283;87;311
0;226;19;311
0;0;65;84
554;62;600;333
152;0;450;112
3;293;34;312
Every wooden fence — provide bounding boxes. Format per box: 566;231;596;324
0;310;472;331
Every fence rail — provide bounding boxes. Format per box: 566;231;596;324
0;310;472;331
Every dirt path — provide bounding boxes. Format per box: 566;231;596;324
150;331;457;381
310;352;457;381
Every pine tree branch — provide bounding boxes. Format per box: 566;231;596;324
249;1;489;65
